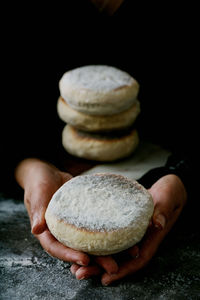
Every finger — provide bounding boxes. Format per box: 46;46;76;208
94;256;118;274
150;197;171;231
102;225;167;286
60;172;73;184
152;203;182;231
36;230;90;266
153;213;167;230
70;263;102;279
70;264;80;274
75;265;102;280
25;203;47;235
31;173;72;234
150;200;170;231
127;245;139;258
31;215;47;235
24;189;52;235
101;257;144;286
149;175;186;230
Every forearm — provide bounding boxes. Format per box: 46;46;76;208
15;158;62;190
15;158;41;189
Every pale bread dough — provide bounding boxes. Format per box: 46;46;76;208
62;125;139;161
57;97;140;132
45;173;154;255
59;65;139;116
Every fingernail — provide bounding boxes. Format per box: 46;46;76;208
108;270;118;275
132;245;139;258
78;276;85;280
76;269;87;280
108;265;118;275
149;220;153;227
76;260;87;266
31;216;39;233
31;215;46;235
71;269;76;275
102;281;110;286
155;214;166;230
70;266;77;275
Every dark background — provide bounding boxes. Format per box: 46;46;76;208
0;0;198;194
0;3;199;298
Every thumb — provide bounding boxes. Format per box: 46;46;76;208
148;184;173;231
26;173;73;235
24;190;50;235
60;172;73;184
148;174;187;231
31;173;73;234
148;188;170;231
31;211;47;235
152;209;167;230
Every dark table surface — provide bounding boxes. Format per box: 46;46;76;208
0;193;200;300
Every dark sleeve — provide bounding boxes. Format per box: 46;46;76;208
136;67;197;201
138;153;195;201
136;77;197;201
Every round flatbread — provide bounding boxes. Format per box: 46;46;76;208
62;125;139;161
57;97;140;132
45;173;154;255
59;65;139;115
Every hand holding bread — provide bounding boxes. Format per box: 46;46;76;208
70;174;187;285
15;159;90;266
15;159;187;285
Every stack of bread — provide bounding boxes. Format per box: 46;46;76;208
57;65;140;161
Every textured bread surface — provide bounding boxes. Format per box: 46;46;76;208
57;97;140;132
62;125;139;161
59;65;139;115
45;173;154;255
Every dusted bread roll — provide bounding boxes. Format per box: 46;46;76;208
57;97;140;132
62;125;139;162
59;65;139;116
58;65;141;161
45;173;154;255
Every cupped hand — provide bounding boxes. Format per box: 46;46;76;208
70;174;187;284
15;158;90;266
